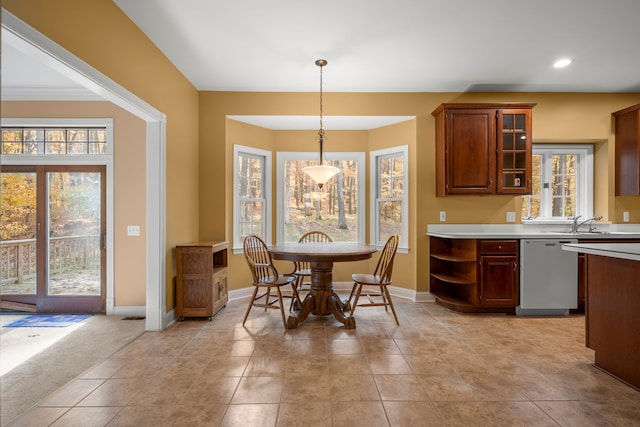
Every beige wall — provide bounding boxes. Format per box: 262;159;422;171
224;121;420;290
4;0;201;311
1;101;147;306
199;92;640;293
5;1;640;303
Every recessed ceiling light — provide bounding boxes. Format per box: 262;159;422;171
553;58;573;68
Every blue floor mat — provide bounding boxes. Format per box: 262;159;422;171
3;314;92;328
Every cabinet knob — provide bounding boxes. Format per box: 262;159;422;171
498;245;502;249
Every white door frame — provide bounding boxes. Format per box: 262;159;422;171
2;10;167;331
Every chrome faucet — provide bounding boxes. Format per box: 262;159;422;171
571;214;603;233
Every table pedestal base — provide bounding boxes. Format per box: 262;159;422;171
286;261;356;329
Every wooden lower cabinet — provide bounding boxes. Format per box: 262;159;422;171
479;240;518;307
480;256;518;306
176;241;228;320
429;237;518;313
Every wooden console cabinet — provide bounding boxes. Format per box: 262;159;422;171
429;236;519;313
176;241;228;320
432;103;535;196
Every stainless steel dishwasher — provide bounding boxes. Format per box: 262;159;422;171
517;239;578;316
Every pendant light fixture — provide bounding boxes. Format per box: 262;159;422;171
302;59;340;189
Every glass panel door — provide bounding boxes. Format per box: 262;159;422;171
1;171;38;297
47;171;102;297
0;166;105;312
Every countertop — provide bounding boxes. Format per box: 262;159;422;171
427;224;640;239
562;242;640;262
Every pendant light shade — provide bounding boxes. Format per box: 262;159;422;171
302;164;340;188
302;59;340;189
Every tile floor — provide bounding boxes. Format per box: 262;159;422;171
6;297;640;426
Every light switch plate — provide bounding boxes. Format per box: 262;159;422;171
623;211;630;222
439;211;446;222
127;225;140;236
506;211;516;222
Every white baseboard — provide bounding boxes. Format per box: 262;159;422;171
228;282;434;303
111;306;146;317
164;308;177;327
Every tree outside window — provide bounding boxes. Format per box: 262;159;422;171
277;152;365;243
371;146;408;251
522;145;593;221
234;145;271;250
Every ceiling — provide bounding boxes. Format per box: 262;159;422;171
3;0;640;129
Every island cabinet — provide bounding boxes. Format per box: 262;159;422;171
613;104;640;196
584;251;640;389
176;241;228;320
432;103;536;196
576;238;640;313
429;236;519;313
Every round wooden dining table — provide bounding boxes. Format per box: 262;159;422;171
269;242;376;329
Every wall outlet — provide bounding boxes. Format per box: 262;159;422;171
127;225;141;236
623;211;630;222
506;211;516;223
439;211;446;222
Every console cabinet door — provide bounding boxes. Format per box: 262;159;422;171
480;255;519;306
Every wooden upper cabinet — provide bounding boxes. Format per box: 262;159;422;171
446;108;496;194
432;103;536;196
613;104;640;196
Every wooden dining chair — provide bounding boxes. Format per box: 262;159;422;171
242;235;297;329
291;231;333;309
346;235;400;325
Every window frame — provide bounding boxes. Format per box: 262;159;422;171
1;118;116;314
370;145;408;253
233;144;272;253
523;144;593;224
1;118;113;164
276;151;366;244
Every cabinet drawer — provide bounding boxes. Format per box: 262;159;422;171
480;240;517;254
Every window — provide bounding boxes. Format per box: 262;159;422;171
2;127;108;155
233;145;271;252
371;146;408;252
276;152;365;243
1;119;113;164
522;145;593;221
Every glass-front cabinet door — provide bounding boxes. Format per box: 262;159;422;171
497;109;532;194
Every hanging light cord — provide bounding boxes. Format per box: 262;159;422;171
316;59;326;165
